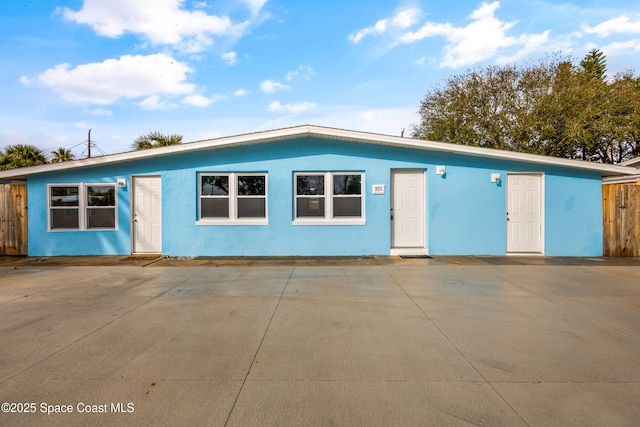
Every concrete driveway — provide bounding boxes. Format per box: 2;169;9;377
1;257;640;426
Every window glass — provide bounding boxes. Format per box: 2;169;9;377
49;184;117;230
333;175;361;195
201;176;229;195
50;186;80;229
238;198;266;218
199;173;266;221
87;185;115;206
294;173;363;221
201;198;229;218
51;209;79;229
238;176;265;196
50;186;79;207
297;175;324;195
86;185;116;229
296;197;325;217
333;197;362;217
87;208;116;228
200;175;230;219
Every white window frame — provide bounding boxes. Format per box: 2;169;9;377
47;183;118;231
293;172;365;226
197;172;268;226
48;183;81;231
85;183;118;230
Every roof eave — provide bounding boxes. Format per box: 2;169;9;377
0;124;635;179
602;174;640;184
621;157;640;168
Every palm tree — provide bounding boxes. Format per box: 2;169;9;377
0;144;47;170
50;147;75;163
132;132;183;150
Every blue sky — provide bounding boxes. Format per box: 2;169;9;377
1;0;639;158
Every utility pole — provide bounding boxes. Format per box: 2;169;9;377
87;129;91;158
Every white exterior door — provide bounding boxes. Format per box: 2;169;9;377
133;176;162;254
507;173;542;253
391;170;425;252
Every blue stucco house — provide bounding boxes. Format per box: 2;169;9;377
0;125;634;257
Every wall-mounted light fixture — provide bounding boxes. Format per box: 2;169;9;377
490;173;501;183
436;166;446;176
116;178;127;188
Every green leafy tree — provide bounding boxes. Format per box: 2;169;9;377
529;61;606;160
0;144;47;170
412;52;640;163
594;72;640;163
580;49;607;81
50;147;75;163
412;59;560;152
132;132;182;150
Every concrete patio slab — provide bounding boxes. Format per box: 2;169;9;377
0;377;239;427
492;383;640;427
250;296;482;382
20;295;279;382
227;381;527;427
0;258;639;426
413;295;640;383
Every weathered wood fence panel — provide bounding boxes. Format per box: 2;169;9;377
603;183;640;256
0;184;28;255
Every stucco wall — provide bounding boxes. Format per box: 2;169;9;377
26;138;604;256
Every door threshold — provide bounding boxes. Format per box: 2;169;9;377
390;248;428;256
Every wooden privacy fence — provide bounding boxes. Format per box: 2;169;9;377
603;182;640;256
0;183;27;255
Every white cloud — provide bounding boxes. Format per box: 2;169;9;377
599;39;640;56
242;0;268;16
221;51;238;65
349;7;421;43
392;8;422;29
582;14;640;37
285;65;316;81
268;101;315;114
397;1;549;68
234;89;250;96
182;94;215;107
349;20;388;44
260;79;289;93
29;54;195;105
139;95;169;110
60;0;251;53
496;31;550;64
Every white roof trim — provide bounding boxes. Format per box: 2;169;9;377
603;174;640;184
0;124;636;179
621;157;640;168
